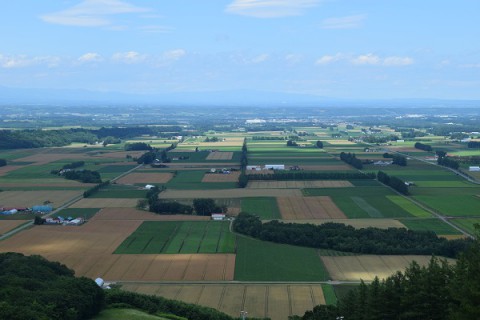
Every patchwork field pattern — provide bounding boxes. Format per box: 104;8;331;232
206;152;234;160
116;172;173;185
159;188;303;198
247;180;353;189
114;221;235;254
0;190;82;207
278;196;347;219
202;172;240;182
0;219;235;281
321;255;455;281
122;283;326;320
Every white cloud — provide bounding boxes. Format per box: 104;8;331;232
321;14;366;29
138;25;172;33
40;0;150;27
0;54;60;68
112;51;147;64
78;52;102;62
315;53;342;65
285;54;303;64
461;63;480;68
226;0;320;18
383;56;414;66
351;53;381;65
251;53;269;63
163;49;186;61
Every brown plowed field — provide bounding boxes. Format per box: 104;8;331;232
202;172;240;182
116;172;173;184
247;180;353;189
69;198;139;208
0;190;82;207
321;255;455;281
0;220;27;235
122;283;326;320
0;219;234;281
15;153;90;165
92;208;209;221
206;152;234;160
0;165;25;176
159;188;303;199
278;196;347;219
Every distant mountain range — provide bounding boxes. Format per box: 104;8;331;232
0;86;479;108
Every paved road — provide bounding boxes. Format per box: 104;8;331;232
0;163;143;241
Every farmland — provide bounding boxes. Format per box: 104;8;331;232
277;196;347;219
241;197;281;219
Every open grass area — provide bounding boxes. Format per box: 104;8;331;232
398;218;462;235
321;284;338;305
234;237;329;281
386;196;432;218
241;197;281;219
89;185;148;198
114;221;235;254
449;218;480;234
165;170;237;190
414;195;480;217
92;308;173;320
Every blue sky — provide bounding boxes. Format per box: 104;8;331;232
0;0;479;99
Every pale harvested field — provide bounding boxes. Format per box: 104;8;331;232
0;220;27;235
278;196;347;219
180;137;244;147
0;219;234;281
321;255;455;281
0;190;81;207
206;152;233;160
69;198;139;208
274;218;406;229
89;151;146;159
327;140;357;145
15;153;90;165
159;188;303;199
122;283;326;320
248;180;353;189
166;162;239;167
116;172;173;184
202;172;240;182
93;208;209;221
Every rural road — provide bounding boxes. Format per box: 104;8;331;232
0;163;143;241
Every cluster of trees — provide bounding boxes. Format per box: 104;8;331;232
377;171;409;195
124;142;152;151
467;141;480;148
62;161;85;170
204;136;219;142
0;159;6;167
391;154;407;166
437;151;460;170
193;198;226;216
233;213;470;258
287;140;298;146
399;129;428;138
83;180;110;198
63;170;102;183
247;171;375;181
0;252;104;320
150;200;193;215
316;141;323;148
414;141;433;151
362;134;400;144
0;129;98;149
293;234;480;320
340;152;363;169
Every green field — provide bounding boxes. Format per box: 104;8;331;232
89;185;148;198
399;218;462;235
450;218;480;235
114;221;235;254
321;284;338;305
165;170;236;190
414;195;480;217
241;197;281;219
386;196;432;218
234;237;329;281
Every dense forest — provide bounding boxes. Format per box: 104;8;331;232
0;252;104;320
233;213;470;258
292;231;480;320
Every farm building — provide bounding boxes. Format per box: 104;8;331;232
45;218;62;225
246;165;262;171
469;166;480;172
265;164;285;170
211;213;226;221
144;184;156;190
64;218;84;226
1;209;18;215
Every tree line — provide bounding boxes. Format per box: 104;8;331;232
232;213;470;258
0;159;6;167
339;152;363;169
414;142;433;151
377;171;409;195
292;232;480;320
467;141;480;148
437;151;460;170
